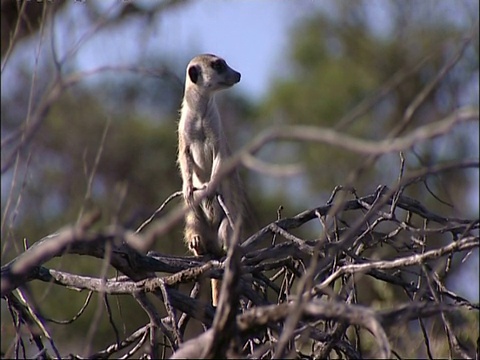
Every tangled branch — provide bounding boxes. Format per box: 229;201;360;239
2;177;478;358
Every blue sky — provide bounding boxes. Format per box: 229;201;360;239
68;0;303;100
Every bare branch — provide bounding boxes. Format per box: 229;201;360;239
314;236;478;293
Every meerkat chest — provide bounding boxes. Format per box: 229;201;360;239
181;112;222;176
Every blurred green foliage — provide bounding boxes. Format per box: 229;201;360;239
259;5;478;205
1;0;478;357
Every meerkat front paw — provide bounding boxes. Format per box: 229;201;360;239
197;183;212;199
183;183;195;207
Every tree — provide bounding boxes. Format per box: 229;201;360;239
1;1;478;358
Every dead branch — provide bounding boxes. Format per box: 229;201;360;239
1;182;478;358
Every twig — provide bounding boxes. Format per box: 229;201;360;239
314;237;478;293
135;191;183;234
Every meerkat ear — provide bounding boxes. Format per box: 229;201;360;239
188;65;200;84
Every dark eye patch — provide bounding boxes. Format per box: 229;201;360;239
211;59;226;72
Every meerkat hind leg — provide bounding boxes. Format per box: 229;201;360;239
185;210;223;307
185;210;207;256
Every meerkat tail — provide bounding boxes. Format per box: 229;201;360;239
211;279;221;307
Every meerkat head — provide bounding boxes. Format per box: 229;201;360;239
186;54;241;94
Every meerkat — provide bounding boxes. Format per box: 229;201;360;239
177;54;247;306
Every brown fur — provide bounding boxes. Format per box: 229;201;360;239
177;54;247;305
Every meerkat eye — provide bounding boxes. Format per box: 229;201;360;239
211;59;226;72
